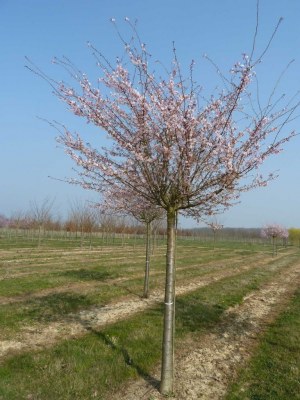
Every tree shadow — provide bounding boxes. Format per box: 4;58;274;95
176;296;254;337
25;292;94;323
84;326;160;390
60;268;115;281
216;312;254;337
111;282;144;299
176;297;225;333
61;268;146;299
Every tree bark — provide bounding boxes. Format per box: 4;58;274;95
272;236;277;257
38;225;42;248
213;230;216;250
143;221;151;298
160;209;176;395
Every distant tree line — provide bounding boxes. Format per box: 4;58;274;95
0;200;165;243
178;226;263;241
1;206;298;246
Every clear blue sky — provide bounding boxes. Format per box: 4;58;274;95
1;0;300;228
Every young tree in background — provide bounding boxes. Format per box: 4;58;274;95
9;211;24;236
206;219;223;250
101;186;163;298
97;213;119;245
66;201;97;247
29;197;55;247
261;223;288;256
151;217;166;254
34;16;299;394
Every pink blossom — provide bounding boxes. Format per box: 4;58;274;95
46;26;297;392
261;224;288;239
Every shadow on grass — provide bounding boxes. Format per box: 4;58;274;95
60;268;115;281
111;282;144;299
26;292;94;323
176;297;225;333
176;295;254;338
87;327;160;390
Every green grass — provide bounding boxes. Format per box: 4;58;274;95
0;334;138;400
0;253;279;335
0;251;298;400
0;285;133;335
225;288;300;400
0;267;119;297
0;237;297;399
0;240;295;336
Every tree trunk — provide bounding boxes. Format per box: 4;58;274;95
89;232;92;250
160;209;176;395
272;236;277;257
79;228;82;247
143;221;151;298
38;225;42;248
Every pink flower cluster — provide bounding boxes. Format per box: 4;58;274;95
52;25;297;220
261;224;289;239
98;184;163;224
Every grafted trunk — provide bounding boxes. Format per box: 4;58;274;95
160;209;176;395
143;221;151;298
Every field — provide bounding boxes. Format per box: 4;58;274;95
0;234;299;399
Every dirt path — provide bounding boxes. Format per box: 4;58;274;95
0;254;276;359
112;261;300;400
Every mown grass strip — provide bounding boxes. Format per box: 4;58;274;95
0;250;296;337
0;254;297;400
0;285;131;335
225;288;300;400
0;239;279;295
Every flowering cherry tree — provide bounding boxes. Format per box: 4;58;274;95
206;219;224;249
33;16;299;393
261;223;289;256
100;185;163;298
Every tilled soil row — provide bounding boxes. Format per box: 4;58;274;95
0;253;290;361
113;261;300;400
